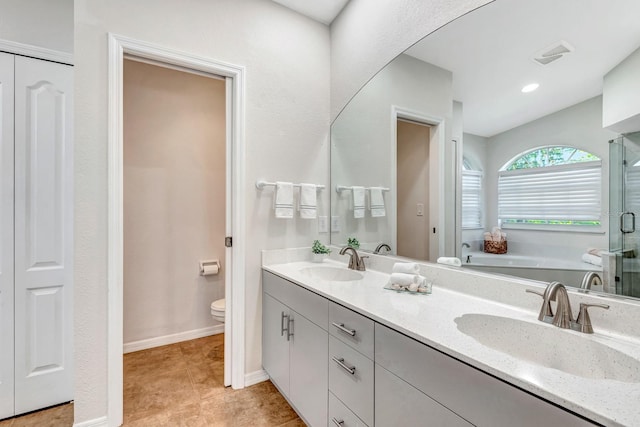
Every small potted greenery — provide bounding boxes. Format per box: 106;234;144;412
311;240;331;262
347;237;360;249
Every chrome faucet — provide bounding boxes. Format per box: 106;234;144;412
340;246;367;271
527;281;609;333
373;243;391;254
580;272;602;290
462;242;470;249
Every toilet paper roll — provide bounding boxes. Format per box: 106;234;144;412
201;264;219;276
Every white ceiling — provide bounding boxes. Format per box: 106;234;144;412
271;0;350;25
405;0;640;137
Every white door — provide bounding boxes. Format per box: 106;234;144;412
13;56;74;414
0;52;15;420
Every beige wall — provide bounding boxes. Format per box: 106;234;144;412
397;120;430;260
123;59;226;344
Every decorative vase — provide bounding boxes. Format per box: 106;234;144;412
312;253;326;263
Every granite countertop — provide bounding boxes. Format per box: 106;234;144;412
262;258;640;427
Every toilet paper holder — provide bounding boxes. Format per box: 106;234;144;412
199;259;221;276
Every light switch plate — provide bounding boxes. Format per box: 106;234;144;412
331;216;341;232
417;203;424;216
318;216;328;233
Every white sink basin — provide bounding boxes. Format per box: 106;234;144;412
455;313;640;382
299;266;364;282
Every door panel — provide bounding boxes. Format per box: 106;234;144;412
14;56;73;414
0;52;15;420
262;292;290;395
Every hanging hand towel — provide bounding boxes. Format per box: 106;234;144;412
298;183;317;219
369;187;386;217
275;182;293;219
352;186;365;218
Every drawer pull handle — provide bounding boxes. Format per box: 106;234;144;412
332;418;345;426
332;356;356;375
332;322;356;336
280;312;289;337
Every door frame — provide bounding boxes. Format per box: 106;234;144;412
107;34;246;426
390;106;446;261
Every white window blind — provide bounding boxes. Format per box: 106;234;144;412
462;170;482;229
626;166;640;212
498;161;601;224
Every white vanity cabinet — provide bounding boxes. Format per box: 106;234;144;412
262;267;601;427
262;271;328;427
375;324;596;427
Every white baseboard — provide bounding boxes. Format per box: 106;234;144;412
123;325;224;354
73;416;108;427
245;369;269;387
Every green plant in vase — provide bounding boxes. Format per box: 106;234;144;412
311;240;330;262
347;237;360;249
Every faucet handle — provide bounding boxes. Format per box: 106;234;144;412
575;303;610;334
525;289;544;298
357;255;369;271
526;289;553;321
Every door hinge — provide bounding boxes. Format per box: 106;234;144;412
225;236;232;248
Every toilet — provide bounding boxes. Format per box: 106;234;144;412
211;298;225;323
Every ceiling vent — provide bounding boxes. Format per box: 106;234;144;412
532;40;574;66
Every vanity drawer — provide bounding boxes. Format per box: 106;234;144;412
329;301;374;359
375;364;472;427
263;270;328;330
329;391;369;427
329;336;374;427
375;324;596;427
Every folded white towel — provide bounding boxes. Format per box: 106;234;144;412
392;262;419;274
582;253;602;267
352;186;365;219
369;187;386;217
275;182;293;219
437;257;462;267
298;183;317;219
389;272;419;286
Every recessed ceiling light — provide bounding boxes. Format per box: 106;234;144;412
521;83;539;93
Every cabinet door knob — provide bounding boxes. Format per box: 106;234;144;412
332;356;356;375
332;417;345;426
332;322;356;336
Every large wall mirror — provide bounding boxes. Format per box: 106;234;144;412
330;0;640;298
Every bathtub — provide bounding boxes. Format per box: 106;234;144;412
462;251;602;287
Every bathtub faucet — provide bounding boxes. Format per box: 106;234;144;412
580;272;602;290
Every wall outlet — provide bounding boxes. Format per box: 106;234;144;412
318;216;328;233
417;203;424;216
331;216;341;232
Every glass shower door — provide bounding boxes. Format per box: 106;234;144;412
609;133;640;297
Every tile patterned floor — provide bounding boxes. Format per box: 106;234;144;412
0;334;304;427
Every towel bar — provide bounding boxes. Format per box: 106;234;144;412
255;180;325;190
336;185;390;193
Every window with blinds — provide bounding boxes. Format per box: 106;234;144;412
462;170;483;229
498;160;602;227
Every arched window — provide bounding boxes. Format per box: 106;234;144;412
462;157;483;229
498;146;601;227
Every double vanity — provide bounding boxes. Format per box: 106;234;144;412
262;249;640;427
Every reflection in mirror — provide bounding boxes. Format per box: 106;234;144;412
330;0;640;297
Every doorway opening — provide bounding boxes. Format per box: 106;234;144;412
121;57;227;420
396;119;432;260
391;106;446;262
108;34;246;427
